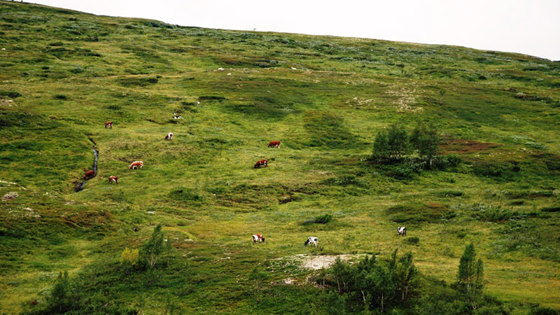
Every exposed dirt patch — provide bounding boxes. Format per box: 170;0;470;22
440;139;501;154
285;254;358;270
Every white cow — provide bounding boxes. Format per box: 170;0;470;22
304;236;318;247
165;132;173;140
398;226;407;236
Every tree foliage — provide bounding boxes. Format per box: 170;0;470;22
328;250;418;312
456;243;484;309
373;123;441;162
141;224;165;269
410;122;440;168
373;124;411;162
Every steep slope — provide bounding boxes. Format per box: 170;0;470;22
0;2;559;313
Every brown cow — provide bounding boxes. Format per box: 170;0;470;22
108;176;119;184
268;140;281;148
129;161;143;170
83;169;95;179
254;159;268;168
105;121;113;128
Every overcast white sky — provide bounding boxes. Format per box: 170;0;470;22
29;0;560;60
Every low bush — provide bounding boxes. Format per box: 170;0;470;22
472;161;517;179
437;190;463;197
303;214;332;225
120;247;140;267
198;95;226;101
386;202;451;223
168;187;204;204
530;306;559;315
0;91;22;98
117;77;158;87
406;236;420;245
541;206;560;213
383;160;425;179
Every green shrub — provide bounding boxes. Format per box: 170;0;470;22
541;206;560;213
386;202;451;223
437;190;463;197
469;203;519;222
169;187;204;204
406;237;419;245
372;124;410;162
118;77;158;87
303;214;333;225
530;306;559;315
120;247;140;267
384;160;425;179
141;224;164;269
472;161;516;179
198;95;226;101
105;105;122;110
0;90;22;98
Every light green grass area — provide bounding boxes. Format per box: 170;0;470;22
0;2;559;314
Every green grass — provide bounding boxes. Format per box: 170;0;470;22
0;1;559;313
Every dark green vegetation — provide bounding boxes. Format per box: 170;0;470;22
0;2;559;313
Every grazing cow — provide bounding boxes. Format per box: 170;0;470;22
254;159;268;168
268;140;281;148
129;161;144;170
304;236;319;247
252;234;265;244
398;226;406;236
105;121;113;129
165;132;173;140
108;176;118;184
173;113;182;119
83;169;95;180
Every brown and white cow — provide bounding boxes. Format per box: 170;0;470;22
129;161;143;170
83;169;95;180
165;132;173;140
105;121;113;129
254;159;268;168
252;234;265;244
268;140;281;148
108;176;119;184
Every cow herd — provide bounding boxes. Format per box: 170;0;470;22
90;121;407;252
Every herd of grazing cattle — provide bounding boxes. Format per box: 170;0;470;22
82;120;407;249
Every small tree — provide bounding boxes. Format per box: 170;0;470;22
387;124;410;160
457;243;484;309
142;224;164;269
372;129;390;162
46;271;76;313
249;266;268;303
373;124;410;162
410;123;440;168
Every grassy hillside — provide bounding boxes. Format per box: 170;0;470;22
1;2;559;313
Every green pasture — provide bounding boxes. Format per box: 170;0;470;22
0;2;559;313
